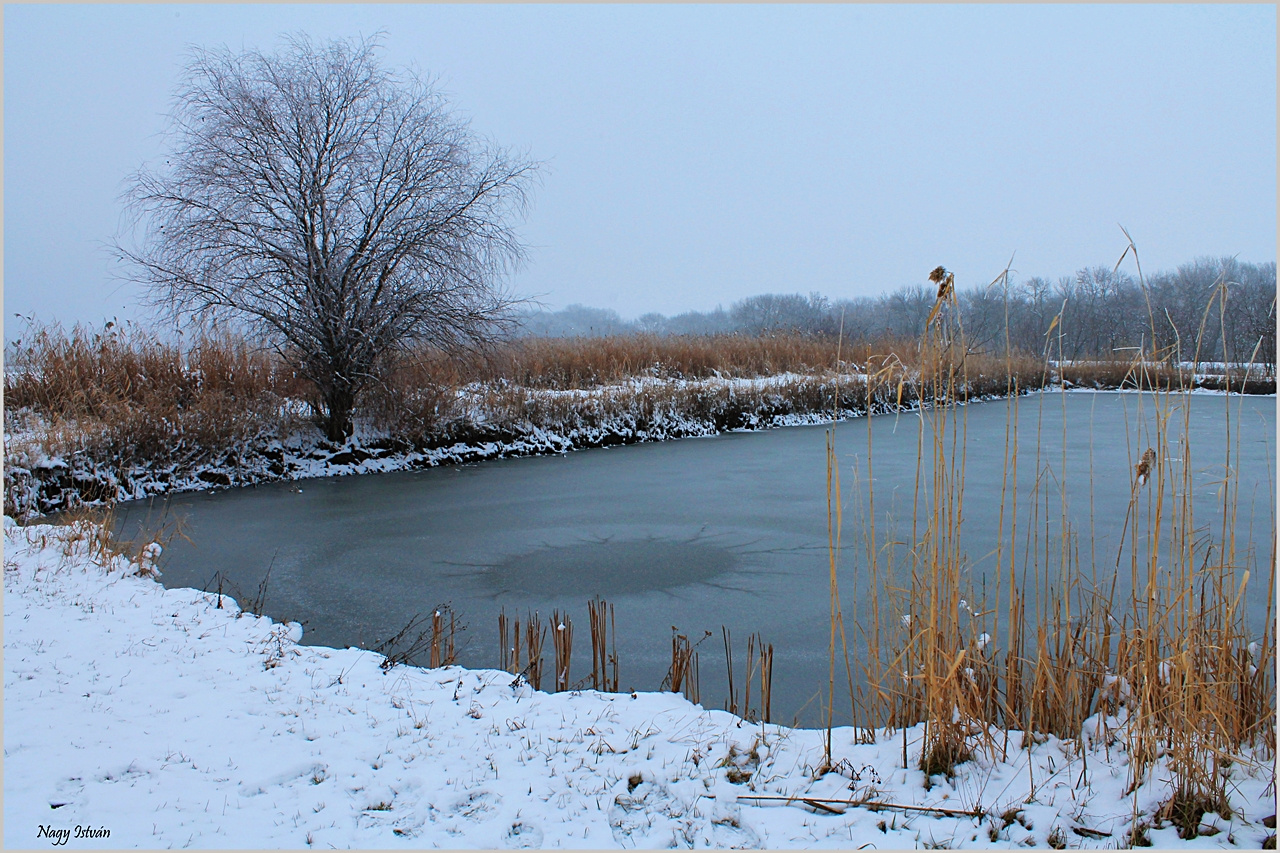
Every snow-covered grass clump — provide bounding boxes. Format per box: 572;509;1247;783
5;520;1274;848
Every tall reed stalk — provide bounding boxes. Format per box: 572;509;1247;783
839;255;1273;830
523;613;546;690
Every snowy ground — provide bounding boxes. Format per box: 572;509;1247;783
4;520;1275;848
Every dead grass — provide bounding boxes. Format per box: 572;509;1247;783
5;321;297;461
836;260;1275;828
4;322;299;514
1058;360;1274;394
5;323;1048;517
390;333;889;390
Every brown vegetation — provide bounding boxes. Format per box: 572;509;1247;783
818;271;1275;839
4;322;1050;516
5;322;299;470
1058;360;1274;394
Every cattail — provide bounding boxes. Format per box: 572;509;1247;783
929;265;954;300
925;266;956;328
1134;447;1156;486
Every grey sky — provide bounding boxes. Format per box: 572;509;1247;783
4;4;1276;335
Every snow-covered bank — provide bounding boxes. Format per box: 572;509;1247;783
5;521;1274;848
7;360;1272;520
2;372;906;518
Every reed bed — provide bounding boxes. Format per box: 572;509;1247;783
1057;359;1275;394
4;322;296;472
498;604;769;711
826;263;1275;839
386;333;887;390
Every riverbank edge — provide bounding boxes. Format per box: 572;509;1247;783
4;371;1272;520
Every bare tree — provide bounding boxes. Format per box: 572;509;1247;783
729;292;835;335
118;35;536;440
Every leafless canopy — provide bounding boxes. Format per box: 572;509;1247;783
119;35;536;439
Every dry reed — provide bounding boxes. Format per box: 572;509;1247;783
663;628;706;704
502;611;547;690
588;598;619;692
550;610;573;692
374;605;459;671
746;632;774;724
722;627;739;716
428;608;457;669
524;616;546;691
835;256;1275;835
498;607;513;673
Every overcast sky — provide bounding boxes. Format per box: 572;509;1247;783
4;4;1276;337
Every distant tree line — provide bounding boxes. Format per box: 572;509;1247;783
517;257;1276;368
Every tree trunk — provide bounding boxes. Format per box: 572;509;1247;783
320;385;357;442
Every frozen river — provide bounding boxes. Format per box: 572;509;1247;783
123;390;1275;726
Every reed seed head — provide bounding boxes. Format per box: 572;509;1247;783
1134;447;1156;486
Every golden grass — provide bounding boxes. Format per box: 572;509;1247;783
826;260;1275;835
393;333;882;389
4;322;299;478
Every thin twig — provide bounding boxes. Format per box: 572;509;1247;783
729;794;984;818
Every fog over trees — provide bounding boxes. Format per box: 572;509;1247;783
517;257;1276;369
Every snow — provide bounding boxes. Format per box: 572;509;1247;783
5;520;1275;848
